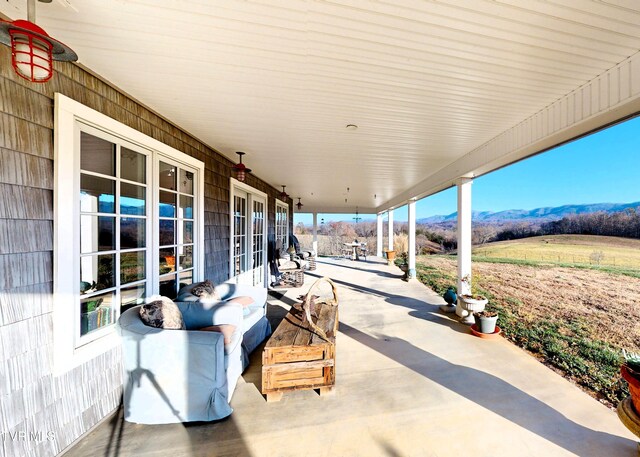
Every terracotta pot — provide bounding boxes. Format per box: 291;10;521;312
385;250;396;261
621;365;640;414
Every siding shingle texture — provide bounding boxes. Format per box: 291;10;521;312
0;45;289;457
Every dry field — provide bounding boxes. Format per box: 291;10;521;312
416;253;640;404
419;255;640;351
474;234;640;269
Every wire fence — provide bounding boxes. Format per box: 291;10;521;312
473;250;632;268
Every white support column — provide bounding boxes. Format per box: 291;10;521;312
312;212;318;256
376;213;383;257
407;200;416;280
456;178;473;318
387;210;394;251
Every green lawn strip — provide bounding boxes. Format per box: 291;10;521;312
414;262;628;406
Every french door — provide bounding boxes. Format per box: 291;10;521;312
231;182;267;286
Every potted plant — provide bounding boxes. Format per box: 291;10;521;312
473;310;498;334
621;349;640;414
384;249;396;266
397;252;409;278
457;274;488;324
440;286;457;313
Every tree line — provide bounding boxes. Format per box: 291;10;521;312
296;206;640;254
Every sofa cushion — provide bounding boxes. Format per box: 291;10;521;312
178;301;243;330
242;307;264;332
139;297;185;330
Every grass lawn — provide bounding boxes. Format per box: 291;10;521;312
413;243;640;407
474;234;640;270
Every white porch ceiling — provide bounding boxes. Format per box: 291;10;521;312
3;0;640;213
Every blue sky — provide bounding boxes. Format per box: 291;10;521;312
295;116;640;225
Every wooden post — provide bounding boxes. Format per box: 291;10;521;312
376;213;383;257
456;178;473;318
388;209;394;251
407;200;416;280
312;212;318;255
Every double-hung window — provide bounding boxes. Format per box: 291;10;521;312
53;94;204;373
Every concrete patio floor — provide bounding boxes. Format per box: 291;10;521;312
64;256;637;457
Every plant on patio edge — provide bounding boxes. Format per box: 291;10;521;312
413;258;629;407
621;349;640;413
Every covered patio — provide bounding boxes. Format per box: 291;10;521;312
2;1;640;456
64;256;636;457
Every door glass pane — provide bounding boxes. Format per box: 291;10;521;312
159;274;177;299
179;245;193;270
81;174;115;213
120;183;146;215
80;291;115;336
159;162;176;190
181;221;193;244
159;191;176;217
121;284;146;311
178;270;193;290
179;169;194;195
120;147;146;184
159;220;175;246
80;254;114;294
80;216;115;253
179;195;193;219
81;132;115;176
159;247;176;274
121;251;145;284
121;217;146;249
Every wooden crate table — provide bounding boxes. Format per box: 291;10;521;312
262;278;339;402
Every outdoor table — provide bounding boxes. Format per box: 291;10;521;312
343;242;361;260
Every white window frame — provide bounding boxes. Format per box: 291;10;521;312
229;178;268;286
53;93;205;374
275;201;289;252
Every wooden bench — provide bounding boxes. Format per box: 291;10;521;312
262;278;338;402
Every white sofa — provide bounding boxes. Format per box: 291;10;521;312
118;281;271;424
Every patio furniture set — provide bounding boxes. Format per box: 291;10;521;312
342;241;368;261
118;253;338;423
270;234;317;289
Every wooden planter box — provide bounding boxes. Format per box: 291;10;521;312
262;301;338;402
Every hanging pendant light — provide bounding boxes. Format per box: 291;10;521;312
279;185;289;200
353;207;362;223
296;197;303;211
232;151;251;182
0;0;78;83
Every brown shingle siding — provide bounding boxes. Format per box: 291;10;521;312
0;42;286;457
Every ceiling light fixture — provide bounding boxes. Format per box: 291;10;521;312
345;124;358;131
232;151;251;182
296;197;303;211
279;185;289;200
353;207;362;223
0;0;78;83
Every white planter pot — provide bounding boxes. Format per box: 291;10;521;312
458;295;488;324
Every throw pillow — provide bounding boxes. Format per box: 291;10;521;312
139;296;185;330
191;279;215;297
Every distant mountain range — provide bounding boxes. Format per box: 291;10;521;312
417;201;640;224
